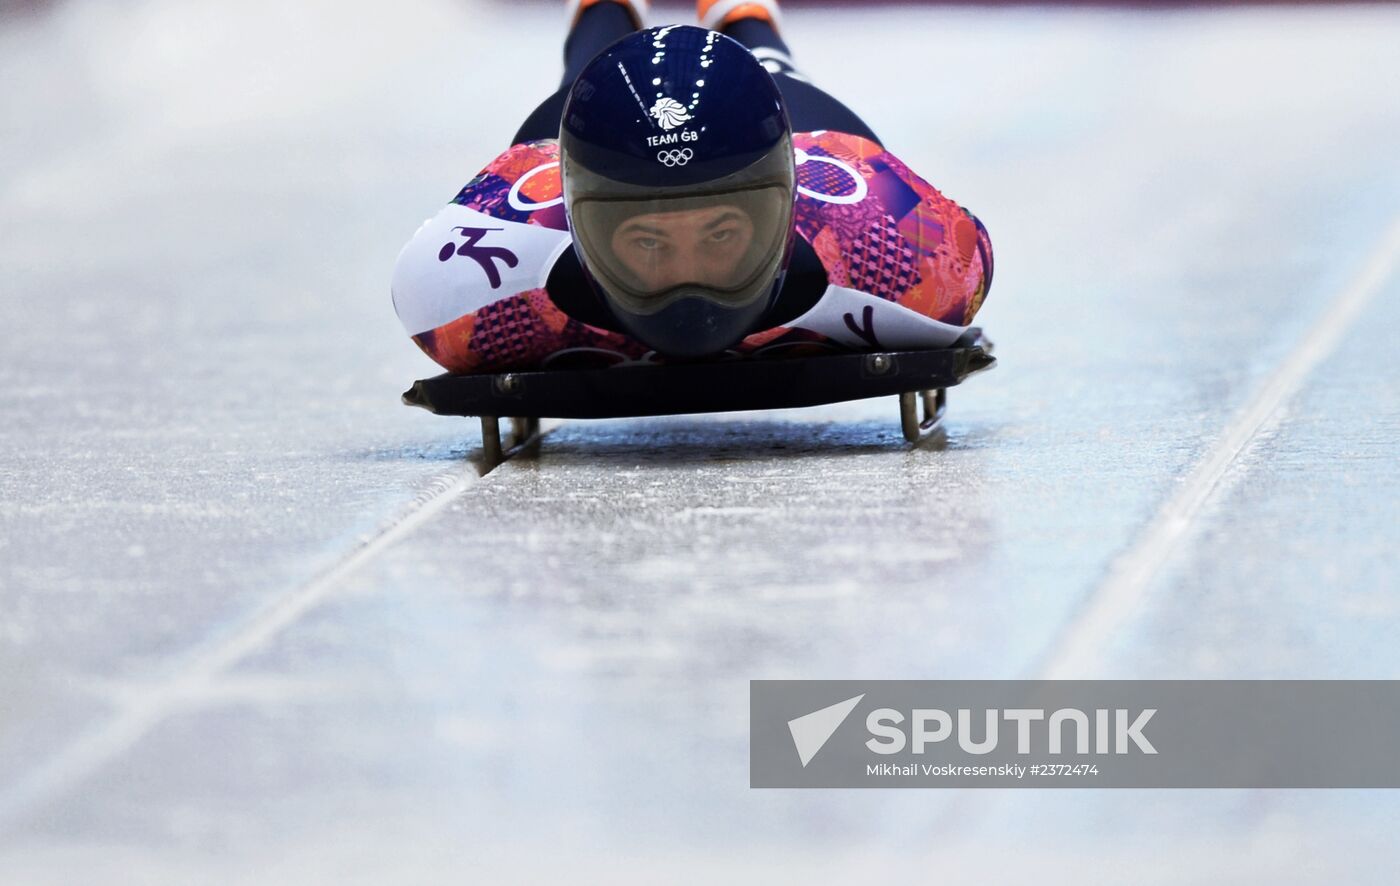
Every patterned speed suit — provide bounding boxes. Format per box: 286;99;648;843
392;130;993;374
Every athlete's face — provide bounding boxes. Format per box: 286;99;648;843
609;204;755;293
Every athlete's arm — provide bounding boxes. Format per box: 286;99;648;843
391;142;642;373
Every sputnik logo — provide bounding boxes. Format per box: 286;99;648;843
787;694;864;767
649;96;691;131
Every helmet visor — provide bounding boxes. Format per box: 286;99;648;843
570;184;793;315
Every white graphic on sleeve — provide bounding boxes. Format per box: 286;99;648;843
795;148;868;206
507;162;563;212
649;96;692;130
391;205;570;337
787;286;968;350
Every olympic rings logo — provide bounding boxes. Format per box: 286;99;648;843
656;148;694;167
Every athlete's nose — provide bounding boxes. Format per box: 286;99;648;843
656;244;704;289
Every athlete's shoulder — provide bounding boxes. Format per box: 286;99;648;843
789;129;992;327
391;140;574;344
453;140;569;231
790;129;933;213
787;128;938;294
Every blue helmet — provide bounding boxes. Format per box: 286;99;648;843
560;25;796;358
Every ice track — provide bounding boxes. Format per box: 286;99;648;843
2;0;1399;882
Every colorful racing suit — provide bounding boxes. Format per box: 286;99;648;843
391;129;993;373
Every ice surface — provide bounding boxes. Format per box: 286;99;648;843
1;0;1399;881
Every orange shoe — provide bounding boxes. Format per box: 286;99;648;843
698;0;782;32
567;0;649;29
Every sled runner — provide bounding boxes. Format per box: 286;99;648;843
402;329;995;470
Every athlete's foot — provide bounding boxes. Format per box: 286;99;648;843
568;0;649;29
698;0;782;32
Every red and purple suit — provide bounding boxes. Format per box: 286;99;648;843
392;130;993;373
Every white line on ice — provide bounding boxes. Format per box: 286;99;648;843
0;425;555;833
1036;216;1400;680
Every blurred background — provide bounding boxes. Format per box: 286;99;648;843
2;0;1398;882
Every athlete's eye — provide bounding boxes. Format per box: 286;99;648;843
709;229;734;243
634;237;663;250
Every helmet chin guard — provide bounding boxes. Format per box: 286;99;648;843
602;282;778;359
560;25;796;358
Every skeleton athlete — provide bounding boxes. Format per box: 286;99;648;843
392;0;994;373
